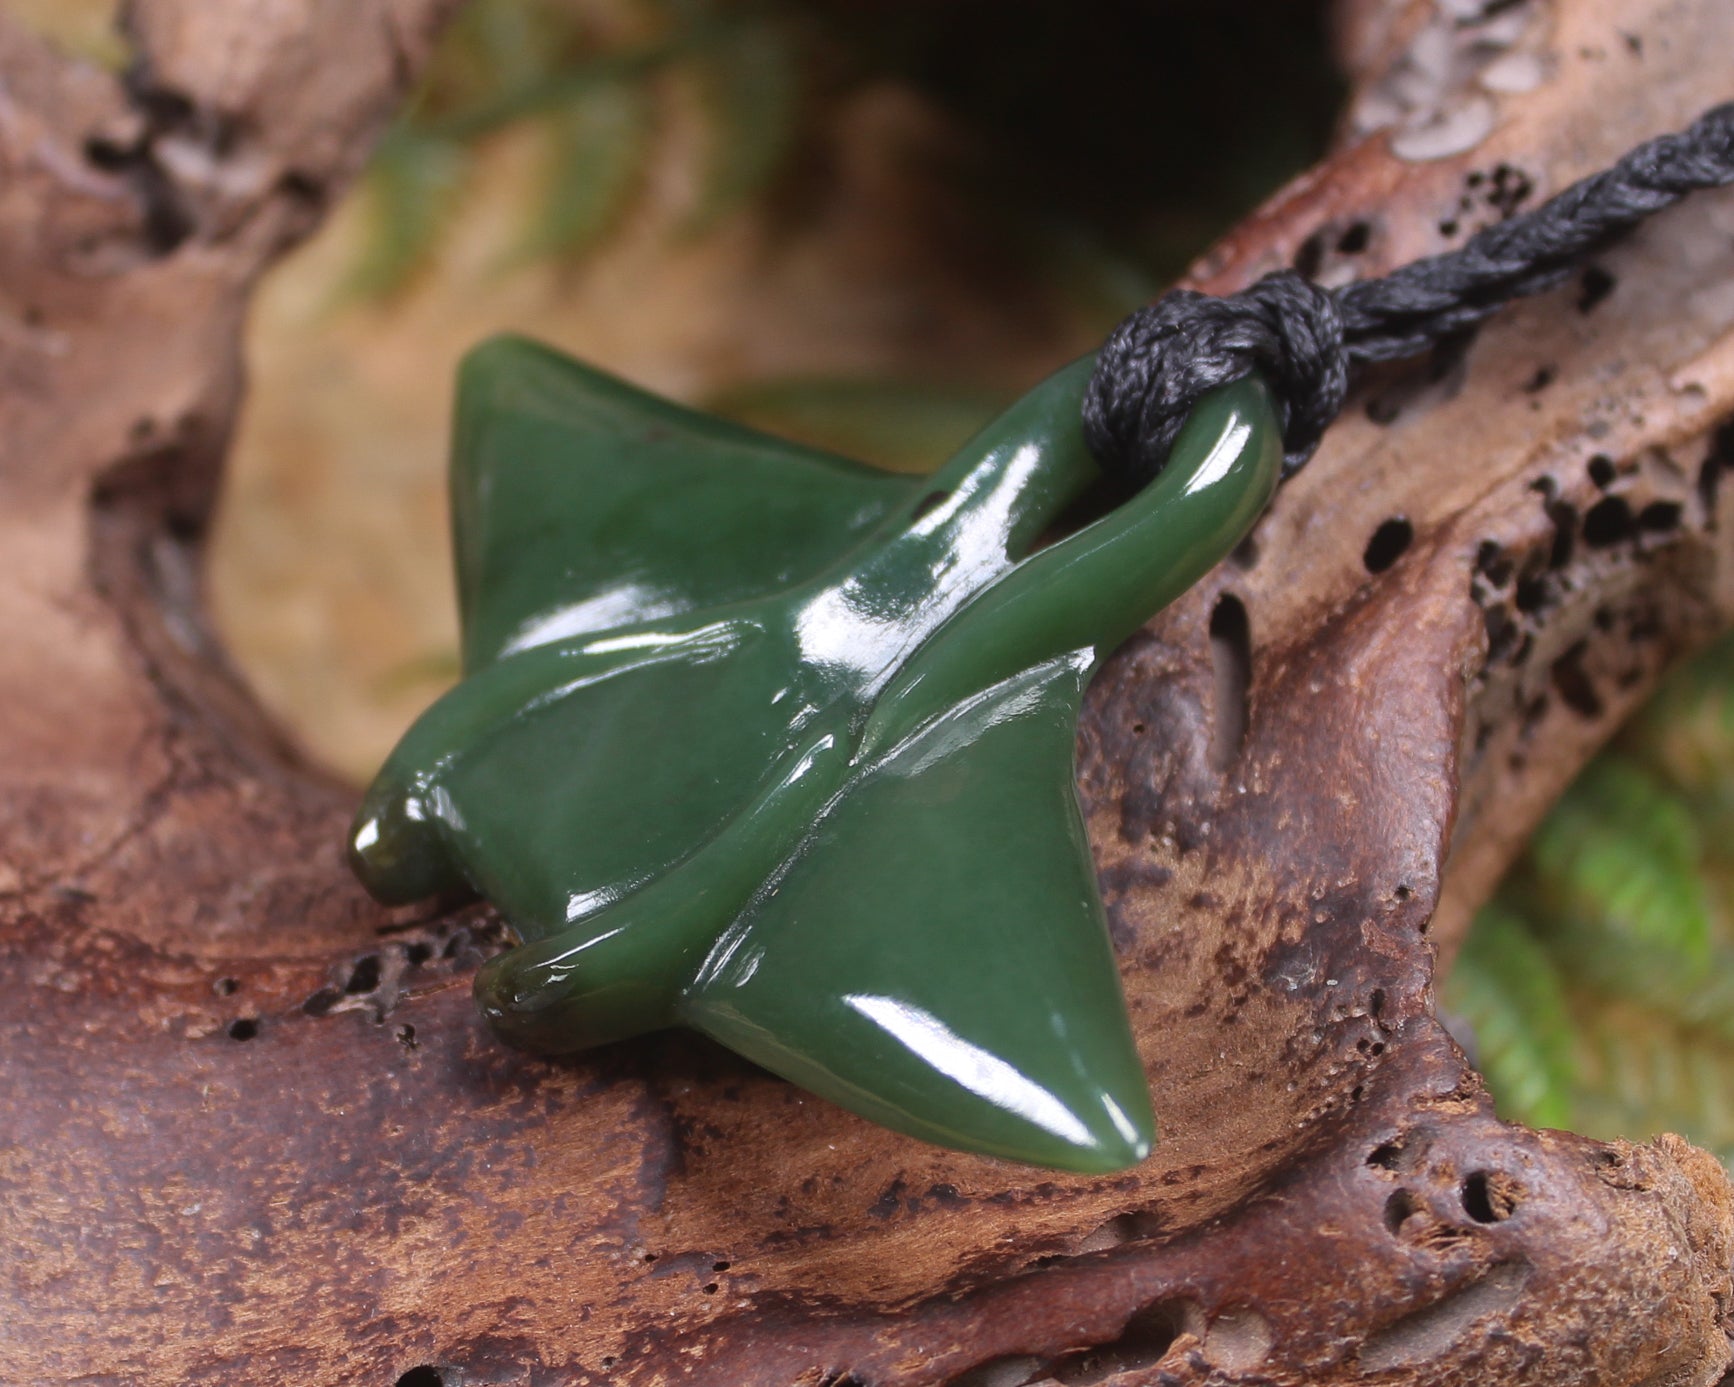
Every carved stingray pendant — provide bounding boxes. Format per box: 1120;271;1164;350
350;336;1281;1172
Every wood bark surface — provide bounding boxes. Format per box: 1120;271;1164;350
2;1;1733;1384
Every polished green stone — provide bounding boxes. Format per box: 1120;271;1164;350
350;335;1281;1172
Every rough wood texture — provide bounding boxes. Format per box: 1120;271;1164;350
2;1;1733;1384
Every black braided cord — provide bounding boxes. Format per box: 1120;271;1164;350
1083;101;1734;484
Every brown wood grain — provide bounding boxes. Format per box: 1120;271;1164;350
1;2;1731;1384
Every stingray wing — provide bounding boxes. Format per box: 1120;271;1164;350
679;653;1155;1173
451;335;919;671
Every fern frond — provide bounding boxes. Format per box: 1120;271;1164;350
1569;995;1734;1167
1524;754;1712;985
1627;637;1734;857
518;82;656;261
345;133;469;301
424;30;704;143
1442;906;1576;1129
414;0;594;116
684;19;801;233
1456;634;1734;1166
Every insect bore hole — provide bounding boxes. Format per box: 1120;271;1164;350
1363;517;1413;573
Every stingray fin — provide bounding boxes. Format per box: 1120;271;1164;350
680;654;1155;1173
451;335;918;671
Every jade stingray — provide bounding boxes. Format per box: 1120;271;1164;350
350;335;1281;1172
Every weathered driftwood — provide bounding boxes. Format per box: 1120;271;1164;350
2;1;1732;1384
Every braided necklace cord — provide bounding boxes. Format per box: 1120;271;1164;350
1082;101;1734;484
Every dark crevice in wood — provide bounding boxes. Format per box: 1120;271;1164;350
1207;593;1252;773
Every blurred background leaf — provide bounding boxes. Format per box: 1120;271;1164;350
1445;904;1578;1132
520;80;656;261
341;0;1346;315
683;16;803;235
1445;633;1734;1167
343;133;471;300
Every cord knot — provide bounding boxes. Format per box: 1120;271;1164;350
1082;271;1348;486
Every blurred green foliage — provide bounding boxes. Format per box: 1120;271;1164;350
351;0;1342;316
350;0;781;295
1445;634;1734;1166
350;0;1346;482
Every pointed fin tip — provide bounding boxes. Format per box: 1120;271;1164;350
1043;1099;1155;1174
683;986;1157;1174
965;1073;1155;1174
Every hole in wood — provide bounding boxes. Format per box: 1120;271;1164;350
1368;1142;1404;1171
1208;594;1251;773
1073;1209;1164;1253
302;987;340;1017
82;134;133;172
1366;393;1402;425
1577;265;1616;312
346;954;382;994
1201;1305;1273;1372
945;1355;1046;1387
1702;422;1734;511
1363;517;1413;574
1050;1299;1193;1383
1475;540;1513;586
1583;494;1635;547
1483;604;1518;663
1462;1170;1521;1223
1550;642;1603;719
1637;500;1682;533
1358;1263;1529;1372
1546;501;1577;568
1384;1188;1419;1233
1514;571;1550;614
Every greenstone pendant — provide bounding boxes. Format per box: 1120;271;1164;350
350;335;1282;1172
